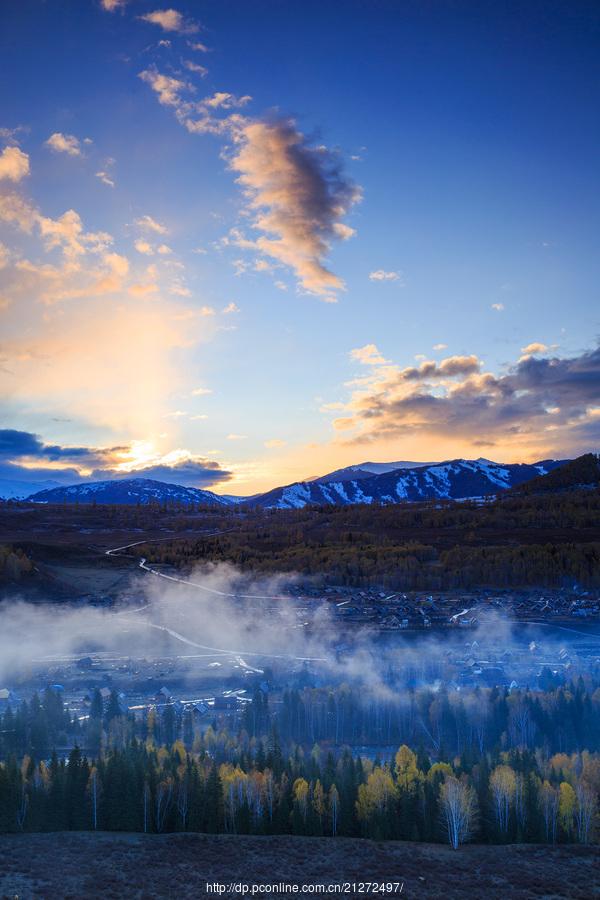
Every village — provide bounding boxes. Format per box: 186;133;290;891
317;584;600;630
1;602;599;754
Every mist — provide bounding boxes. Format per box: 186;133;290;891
0;558;591;695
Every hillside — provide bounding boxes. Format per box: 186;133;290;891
517;452;600;494
0;832;596;899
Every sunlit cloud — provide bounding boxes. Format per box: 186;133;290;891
264;438;287;448
329;342;600;458
135;214;168;234
521;341;549;355
138;64;360;302
135;238;154;255
350;343;389;366
0;430;232;489
0;145;29;182
228;118;360;300
45;132;83;157
139;67;191;107
140;9;200;35
183;60;208;77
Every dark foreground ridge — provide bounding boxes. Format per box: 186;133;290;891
0;832;597;899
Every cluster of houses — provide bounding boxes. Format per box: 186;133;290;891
323;586;600;630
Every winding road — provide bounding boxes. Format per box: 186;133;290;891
106;532;328;662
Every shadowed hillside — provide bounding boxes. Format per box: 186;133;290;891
0;833;597;899
517;453;600;494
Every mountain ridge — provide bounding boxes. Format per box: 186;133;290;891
244;457;568;509
6;456;580;509
26;477;231;508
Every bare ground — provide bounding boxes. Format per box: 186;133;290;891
0;833;598;899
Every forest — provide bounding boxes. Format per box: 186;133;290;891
2;482;599;591
1;677;599;847
139;488;600;589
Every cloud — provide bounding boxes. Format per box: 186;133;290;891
0;146;30;182
96;170;115;188
491;302;504;311
135;214;168;234
350;343;389;366
139;67;191;107
128;281;159;297
0;430;232;489
124;458;231;486
139;67;360;302
264;438;287;449
0;125;28;142
191;387;212;396
369;269;402;282
100;0;127;10
183;60;208;77
0;191;37;231
0;175;223;453
222;302;240;314
331;343;600;456
227;433;247;440
433;343;448;351
228;118;360;300
140;9;199;34
409;354;481;379
45;132;82;157
205;92;251;110
0;428;121;467
135;238;154;255
521;342;549;355
188;41;209;52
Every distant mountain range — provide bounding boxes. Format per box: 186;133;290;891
15;456;575;509
25;477;230;508
247;457;567;509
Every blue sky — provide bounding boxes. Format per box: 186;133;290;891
0;0;599;494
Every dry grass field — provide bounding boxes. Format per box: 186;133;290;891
0;833;598;899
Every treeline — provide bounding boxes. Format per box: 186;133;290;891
1;680;600;844
3;678;600;765
138;488;600;589
0;732;598;847
0;545;33;582
4;485;600;589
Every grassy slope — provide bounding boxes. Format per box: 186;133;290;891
0;833;597;899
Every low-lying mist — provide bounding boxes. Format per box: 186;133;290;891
0;560;590;693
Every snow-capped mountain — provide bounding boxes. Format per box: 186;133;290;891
0;477;66;500
12;458;572;510
27;477;233;507
246;458;568;509
312;460;436;483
